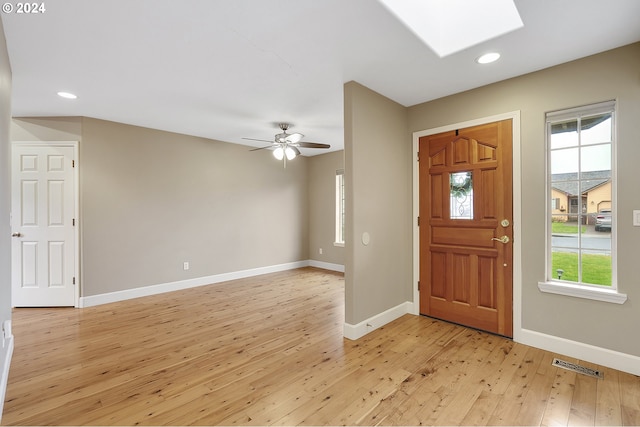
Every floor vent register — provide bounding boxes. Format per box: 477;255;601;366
552;358;604;379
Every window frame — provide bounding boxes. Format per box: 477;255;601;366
334;169;345;247
538;100;626;304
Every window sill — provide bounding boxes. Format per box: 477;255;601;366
333;242;344;248
538;280;627;304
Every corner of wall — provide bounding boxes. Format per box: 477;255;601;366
343;301;413;340
0;322;13;423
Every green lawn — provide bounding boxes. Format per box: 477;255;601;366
551;222;586;234
552;252;611;286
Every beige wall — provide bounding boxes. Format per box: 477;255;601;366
344;81;413;325
308;150;345;266
406;42;640;357
12;117;310;297
0;17;13;416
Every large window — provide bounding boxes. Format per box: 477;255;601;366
541;101;625;302
335;169;345;246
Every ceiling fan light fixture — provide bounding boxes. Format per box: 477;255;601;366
245;123;329;166
273;147;284;160
285;146;297;160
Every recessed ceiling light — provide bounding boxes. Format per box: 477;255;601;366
476;52;501;64
57;91;77;99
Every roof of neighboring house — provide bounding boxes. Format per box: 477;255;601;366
551;170;611;196
550;114;611;134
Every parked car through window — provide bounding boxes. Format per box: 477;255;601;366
595;209;612;232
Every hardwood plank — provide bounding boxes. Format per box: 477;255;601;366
540;356;577;427
457;341;528;426
375;330;485;425
3;267;639;426
426;332;501;426
486;346;547;426
567;359;598;425
514;350;557;426
594;366;622;426
620;369;640;426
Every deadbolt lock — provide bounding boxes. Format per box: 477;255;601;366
501;219;510;227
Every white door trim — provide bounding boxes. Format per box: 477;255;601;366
11;141;80;308
411;111;522;340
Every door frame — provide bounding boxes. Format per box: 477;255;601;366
11;141;80;308
411;111;522;341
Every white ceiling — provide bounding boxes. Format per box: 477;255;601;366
2;0;640;155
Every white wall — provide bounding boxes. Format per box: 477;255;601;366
0;17;13;422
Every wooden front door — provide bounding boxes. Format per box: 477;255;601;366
419;119;513;337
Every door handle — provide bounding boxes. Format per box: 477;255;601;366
11;232;22;237
491;235;510;244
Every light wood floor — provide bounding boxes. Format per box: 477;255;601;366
3;267;639;426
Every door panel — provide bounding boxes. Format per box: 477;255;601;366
420;120;513;337
431;227;494;247
11;144;77;307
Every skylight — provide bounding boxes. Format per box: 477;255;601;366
378;0;523;58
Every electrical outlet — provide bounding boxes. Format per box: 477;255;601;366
183;262;190;271
319;248;323;255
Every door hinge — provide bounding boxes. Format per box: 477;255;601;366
73;277;76;285
417;281;420;291
72;159;75;168
417;151;420;161
72;218;75;226
417;216;420;226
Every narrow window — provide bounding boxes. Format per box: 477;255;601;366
450;171;473;220
546;101;614;288
335;169;345;246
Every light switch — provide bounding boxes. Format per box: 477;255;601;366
633;210;640;226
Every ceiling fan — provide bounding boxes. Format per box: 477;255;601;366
243;123;330;167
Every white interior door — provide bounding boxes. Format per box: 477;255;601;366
11;142;77;307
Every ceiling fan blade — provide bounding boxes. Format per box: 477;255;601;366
242;137;274;143
285;132;304;143
291;146;301;156
296;142;331;149
249;145;275;151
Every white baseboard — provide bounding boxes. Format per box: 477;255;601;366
0;320;14;424
79;260;345;308
308;259;345;273
343;301;413;340
518;328;640;376
342;307;640;376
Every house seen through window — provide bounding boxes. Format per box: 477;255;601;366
547;101;614;287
